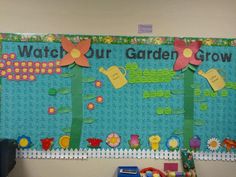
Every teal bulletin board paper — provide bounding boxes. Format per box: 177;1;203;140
0;34;235;155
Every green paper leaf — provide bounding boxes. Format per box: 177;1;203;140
83;118;95;124
61;128;71;133
60;72;74;78
173;129;184;135
172;108;185;114
58;107;72;114
188;64;197;71
194;119;206;126
82;77;96;83
200;103;208;111
156;108;164;115
57;88;71;95
83;94;96;100
48;88;57;96
68;63;76;69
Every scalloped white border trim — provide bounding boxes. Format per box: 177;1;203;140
16;149;236;161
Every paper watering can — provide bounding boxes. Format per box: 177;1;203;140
198;69;225;91
99;66;128;89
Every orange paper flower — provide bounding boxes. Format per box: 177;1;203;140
59;37;91;67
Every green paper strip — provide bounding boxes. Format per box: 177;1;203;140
183;69;194;149
69;66;83;149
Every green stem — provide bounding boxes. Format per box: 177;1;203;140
183;68;194;149
69;66;83;149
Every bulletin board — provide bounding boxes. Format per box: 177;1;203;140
0;33;235;160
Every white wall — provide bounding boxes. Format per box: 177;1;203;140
0;0;236;177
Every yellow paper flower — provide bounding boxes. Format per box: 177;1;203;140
149;135;161;150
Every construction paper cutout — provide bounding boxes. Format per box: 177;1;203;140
69;66;83;149
193;119;206;126
183;69;194;149
87;103;95;110
96;96;104;103
59;37;91;67
17;135;32;149
129;134;140;149
83;117;95;124
83;94;96;100
200;103;208;111
57;107;71;114
189;136;201;151
94;80;102;88
60;72;74;78
41;138;54;151
173;129;184;135
0;54;61;81
126;63;176;84
59;135;70;149
99;66;127;89
106;133;121;148
225;82;236;89
48;88;57;96
48;107;56;115
87;138;102;148
222;138;236;152
2;53;9;60
149;135;161;150
198;69;225;91
57;88;71;95
166;136;180;151
173;39;202;71
207;138;220;151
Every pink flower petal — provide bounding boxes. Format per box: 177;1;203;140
173;56;189;71
174;38;187;52
189;41;202;53
189;56;202;66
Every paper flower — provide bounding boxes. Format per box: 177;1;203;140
190;135;201;150
59;135;70;149
94;80;102;88
48;107;56;115
221;138;236;152
149;135;161;150
207;138;220;151
59;37;91;67
96;96;104;103
87;103;95;110
41;138;54;151
106;133;121;148
17;135;32;149
129;134;140;149
173;38;202;71
166;136;180;151
87;138;102;148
